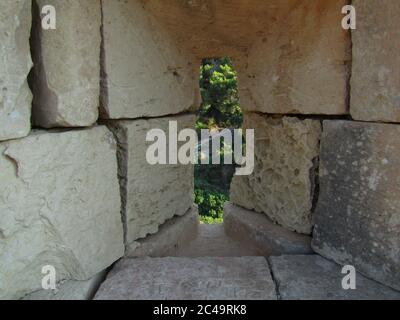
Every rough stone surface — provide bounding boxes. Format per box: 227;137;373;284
351;0;400;122
23;271;107;300
127;206;199;257
236;0;350;115
108;114;195;245
269;255;400;300
224;203;312;256
230;114;321;234
100;0;198;119
0;0;32;141
312;121;400;291
95;257;277;300
175;223;263;258
138;1;350;115
30;0;101;128
0;127;124;299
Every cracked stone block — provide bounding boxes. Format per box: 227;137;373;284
23;270;107;300
95;257;277;300
230;113;321;234
237;0;350;115
108;114;195;245
269;255;400;300
0;0;32;141
100;0;198;119
0;127;124;299
127;206;199;257
224;203;312;255
312;120;400;291
351;0;400;122
30;0;101;128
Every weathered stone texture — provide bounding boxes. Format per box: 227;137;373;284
127;206;199;257
0;0;32;141
312;121;400;291
269;255;400;300
108;114;195;245
175;223;263;258
224;203;312;255
237;0;350;115
351;0;400;122
23;271;107;300
30;0;101;128
230;114;321;234
100;0;198;119
0;127;124;299
95;257;277;300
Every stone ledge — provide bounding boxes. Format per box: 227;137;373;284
126;206;199;257
23;271;107;301
269;255;400;300
94;257;277;300
224;202;312;256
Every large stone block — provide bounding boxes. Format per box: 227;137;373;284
0;127;124;299
127;206;199;257
0;0;32;141
100;0;198;119
108;114;195;245
312;121;400;291
95;257;277;300
269;255;400;300
30;0;101;128
23;271;107;300
230;114;321;234
237;0;350;115
224;203;312;255
351;0;400;122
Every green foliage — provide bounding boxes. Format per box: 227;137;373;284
194;57;243;224
194;181;227;225
198;58;243;129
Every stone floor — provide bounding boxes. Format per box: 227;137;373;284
94;257;277;300
24;222;400;300
173;224;263;257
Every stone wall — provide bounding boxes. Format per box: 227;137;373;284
230;114;321;234
0;0;196;299
107;115;195;248
0;0;32;141
30;0;101;128
0;0;399;298
100;0;199;119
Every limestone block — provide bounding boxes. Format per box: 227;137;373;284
312;120;400;291
23;271;107;300
30;0;101;128
224;203;312;255
351;0;400;122
0;0;32;141
0;127;124;299
100;0;198;119
95;257;277;300
230;114;321;234
127;206;199;257
269;255;400;300
108;114;195;245
237;0;350;115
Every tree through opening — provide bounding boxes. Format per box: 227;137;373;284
194;58;243;224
